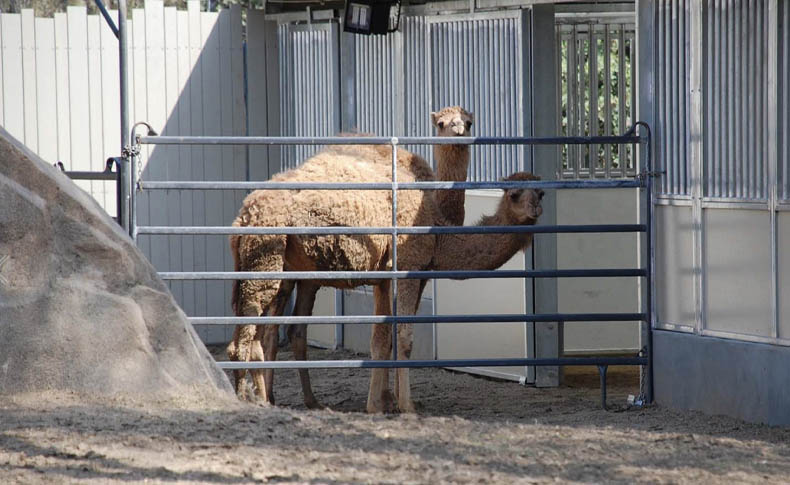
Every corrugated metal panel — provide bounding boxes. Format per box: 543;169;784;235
278;22;340;170
355;30;397;134
656;0;690;195
557;22;636;179
428;12;525;181
703;0;768;199
404;16;431;162
780;0;789;201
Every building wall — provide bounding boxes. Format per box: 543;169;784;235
643;0;790;423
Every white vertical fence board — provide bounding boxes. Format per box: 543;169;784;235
230;4;246;340
2;14;25;142
21;10;38;154
100;9;121;217
188;0;207;318
87;15;105;207
34;18;58;164
145;0;169;277
54;13;71;168
67;7;91;194
176;9;196;317
246;11;270;181
201;11;225;342
0;15;4;126
132;8;150;257
219;8;235;329
230;4;245;200
164;6;183;303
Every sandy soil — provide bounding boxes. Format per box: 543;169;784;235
1;346;789;484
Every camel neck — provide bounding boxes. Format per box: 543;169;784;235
434;144;470;181
434;144;470;226
434;213;534;271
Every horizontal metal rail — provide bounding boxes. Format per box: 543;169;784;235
137;224;646;236
189;313;646;325
138;134;644;146
216;356;649;370
161;269;646;280
64;170;119;181
139;179;643;191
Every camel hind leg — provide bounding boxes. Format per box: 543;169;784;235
227;324;257;399
250;279;295;405
288;281;323;409
393;278;421;413
231;234;292;405
367;280;396;413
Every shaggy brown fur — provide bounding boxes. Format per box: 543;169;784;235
228;108;475;408
228;143;543;412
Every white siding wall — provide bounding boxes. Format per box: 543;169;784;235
0;3;247;344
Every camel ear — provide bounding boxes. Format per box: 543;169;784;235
430;112;440;127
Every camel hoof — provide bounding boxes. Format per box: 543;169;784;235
381;390;397;413
304;399;325;410
398;400;417;414
366;401;385;414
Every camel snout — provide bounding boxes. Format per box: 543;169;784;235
451;124;466;136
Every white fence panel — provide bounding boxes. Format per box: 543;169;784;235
0;4;246;344
2;14;24;142
21;10;37;154
35;17;58;164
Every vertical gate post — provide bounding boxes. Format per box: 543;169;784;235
119;0;131;236
637;0;657;403
530;4;561;388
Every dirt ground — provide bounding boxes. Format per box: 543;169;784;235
1;346;789;484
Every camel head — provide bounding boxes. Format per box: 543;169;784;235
431;106;474;137
501;172;544;224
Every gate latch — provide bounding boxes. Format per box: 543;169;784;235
634;170;666;185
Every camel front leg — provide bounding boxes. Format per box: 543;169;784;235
367;280;395;413
290;281;323;409
394;279;420;413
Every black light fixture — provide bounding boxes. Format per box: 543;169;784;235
343;0;401;35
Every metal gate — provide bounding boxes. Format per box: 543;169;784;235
127;125;655;408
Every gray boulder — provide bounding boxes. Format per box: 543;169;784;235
0;127;233;400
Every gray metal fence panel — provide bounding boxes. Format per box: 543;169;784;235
780;0;789;201
355;31;398;135
655;0;690;195
557;22;636;179
278;22;340;170
427;11;526;181
702;0;768;200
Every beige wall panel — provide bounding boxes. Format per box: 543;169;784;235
307;287;337;348
557;189;640;352
436;191;528;380
703;209;772;337
655;205;696;328
776;213;790;339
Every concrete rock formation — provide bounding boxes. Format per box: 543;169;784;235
0;127;233;401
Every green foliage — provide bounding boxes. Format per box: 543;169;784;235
558;27;634;175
